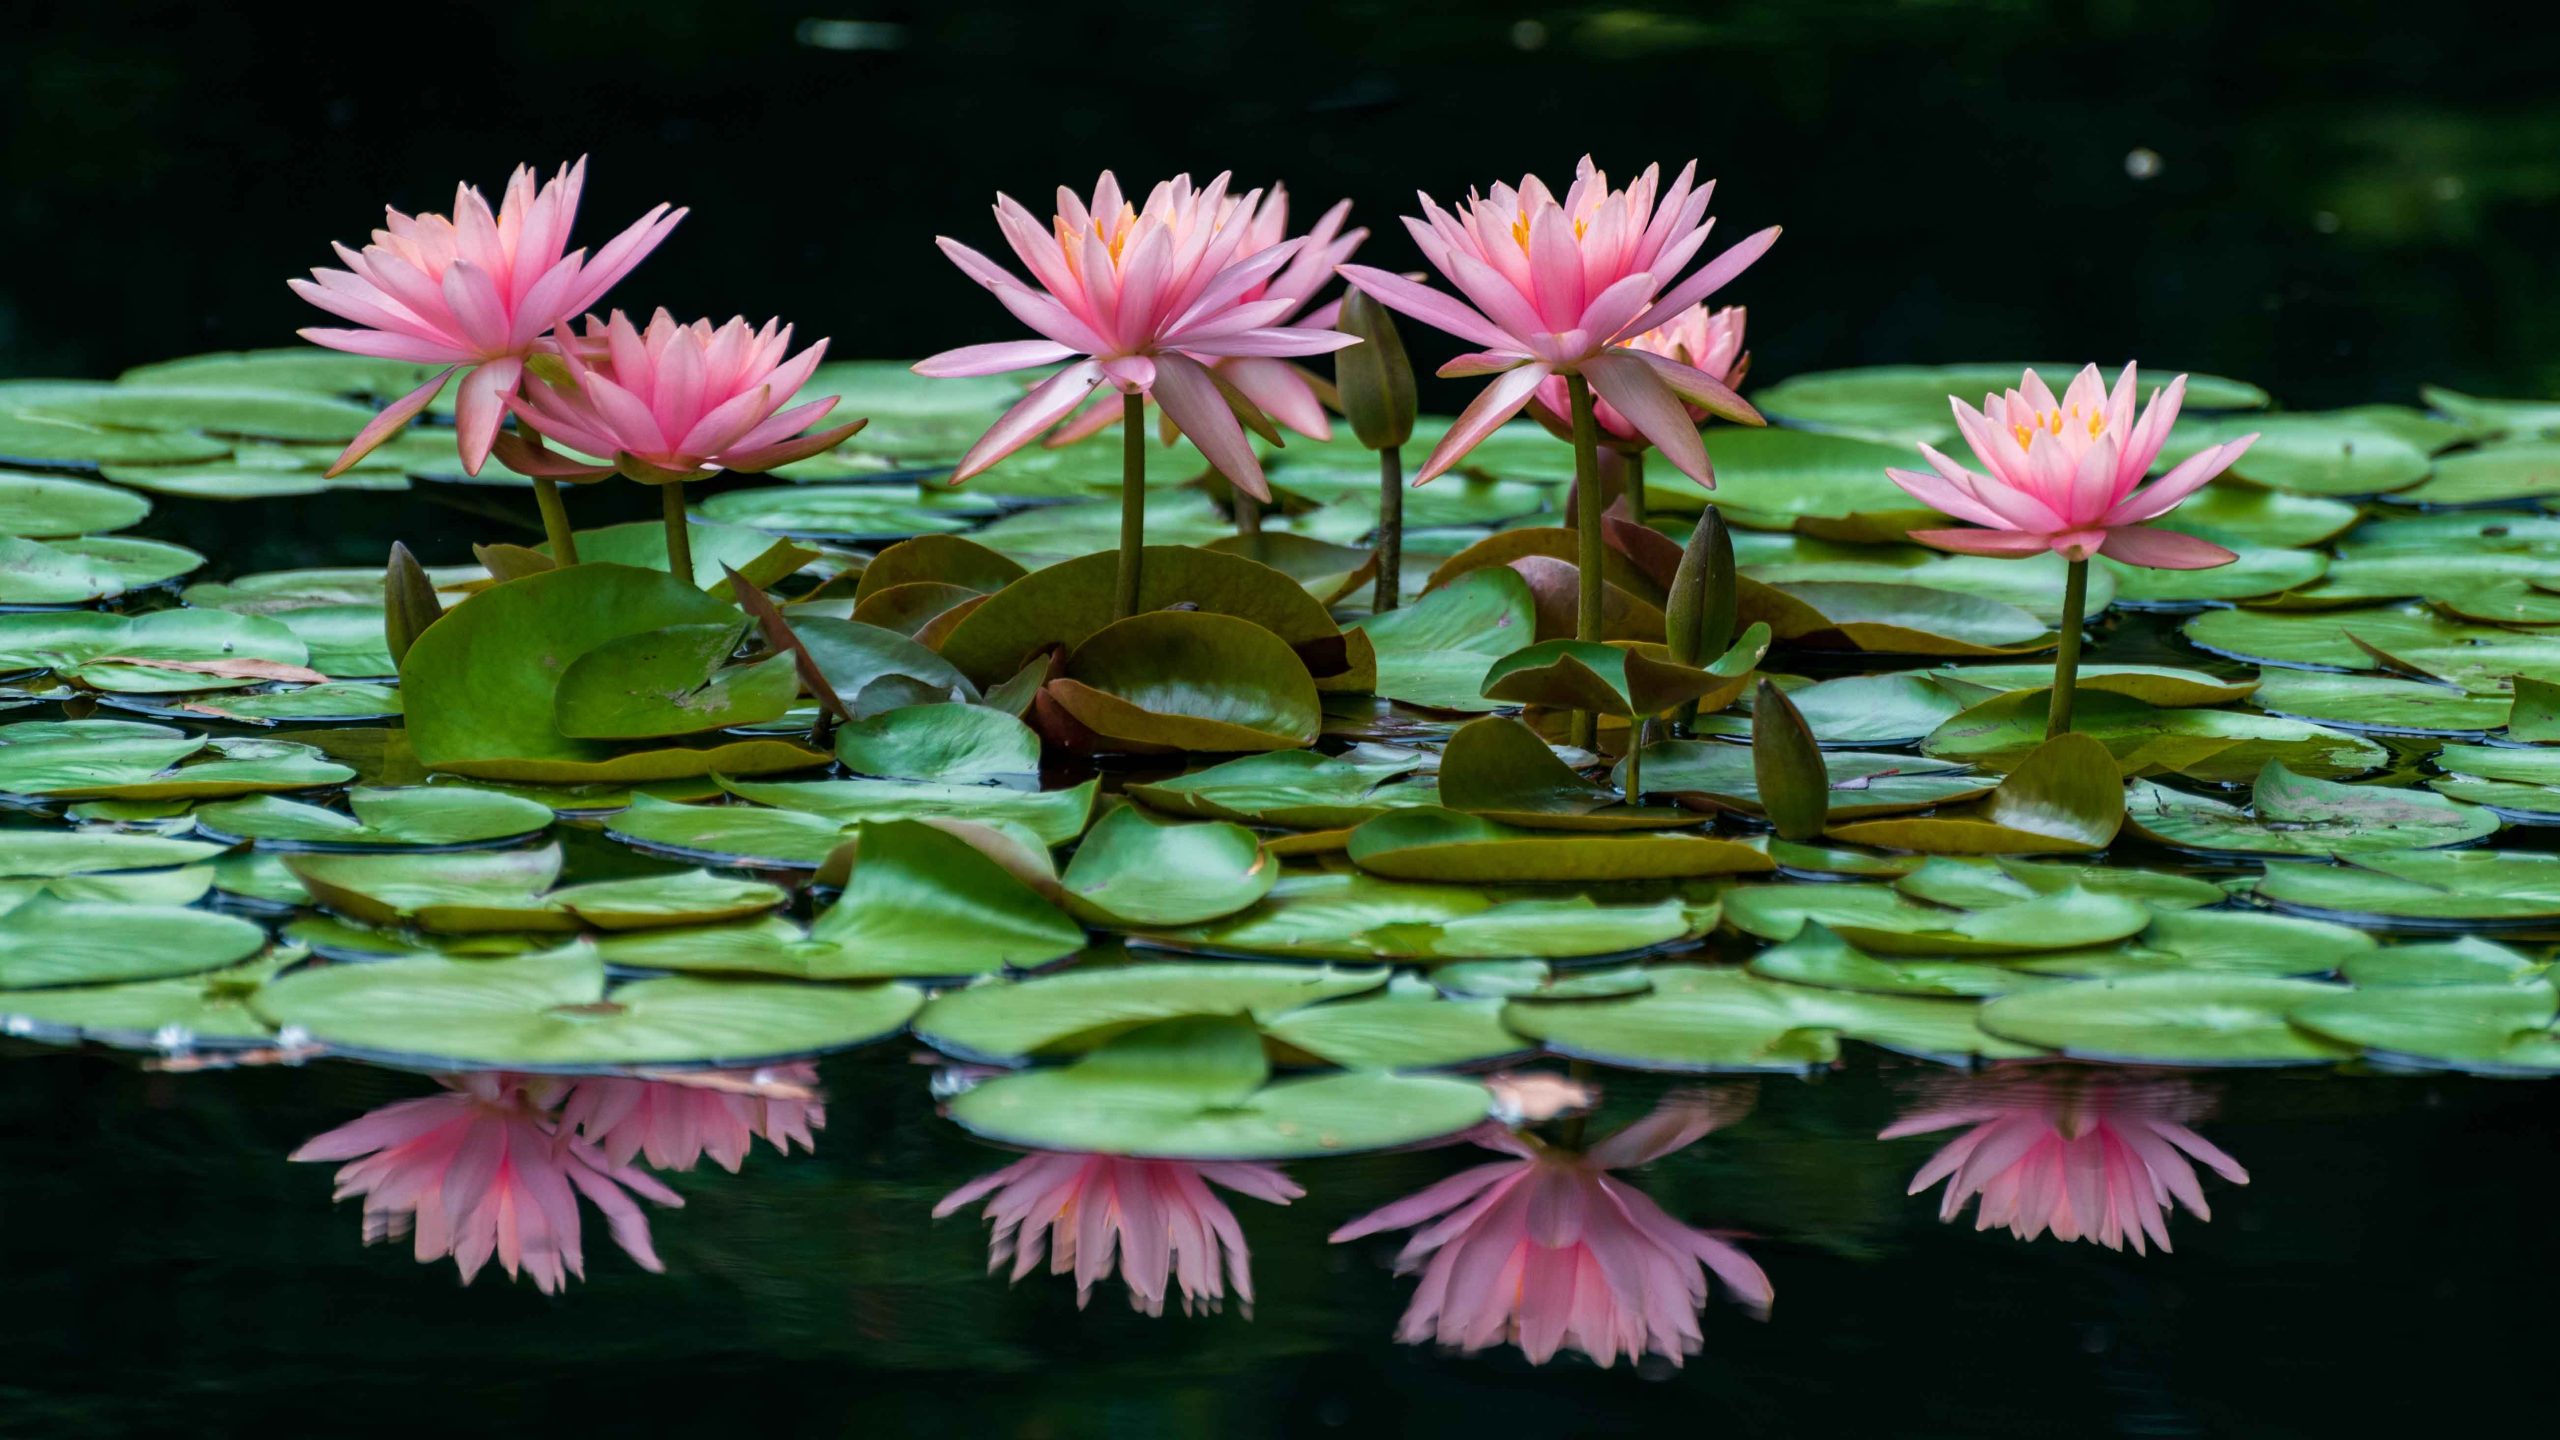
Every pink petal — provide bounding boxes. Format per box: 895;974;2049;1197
914;339;1078;378
1582;351;1711;487
322;365;458;477
1149;351;1268;501
950;360;1106;484
1337;264;1514;351
1415;364;1551;483
453;356;524;476
1905;527;2057;557
2094;526;2236;570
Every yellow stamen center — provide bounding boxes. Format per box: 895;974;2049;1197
2011;404;2108;451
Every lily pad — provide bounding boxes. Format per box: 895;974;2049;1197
1977;974;2353;1065
1686;672;1968;747
1741;579;2053;657
0;723;354;800
913;960;1387;1064
550;623;800;739
696;483;992;541
1825;732;2125;854
2126;762;2499;856
1055;805;1275;926
1440;716;1696;829
793;819;1086;977
401;563;827;783
1432;959;1656;1000
285;844;785;933
2001;908;2377;979
0;955;283;1049
1260;978;1534;1069
0;471;153;537
1926;663;2256;709
1747;924;2049;997
832;702;1043;783
2184;605;2560;692
0;897;269;988
947;1014;1492;1160
2388;440;2560;507
191;787;555;850
2255;849;2560;927
0;535;202;604
0;607;313;694
1347;807;1771;883
1046;610;1321;754
1133;872;1703;963
252;943;923;1069
2100;541;2326;606
940;545;1347;689
1893;856;2225;911
2426;743;2560;820
720;775;1096;845
1631;740;1990;819
1724;881;2151;955
1125;746;1435;828
0;830;227;878
2247;671;2509;736
1481;625;1768;720
2341;937;2547;987
1923;690;2384;783
1504;963;2034;1071
2287;982;2560;1075
1350;566;1541;711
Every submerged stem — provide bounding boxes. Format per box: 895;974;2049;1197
1116;390;1146;620
2049;556;2090;737
1373;443;1404;612
533;476;580;565
661;483;693;581
1569;372;1604;749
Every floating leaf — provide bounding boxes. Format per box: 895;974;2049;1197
401;563;827;783
0;608;311;694
1056;805;1275;926
1045;610;1321;754
1481;624;1768;718
940;545;1348;688
550;623;800;739
286;844;784;934
1133;872;1703;963
191;787;554;850
2255;849;2560;926
159;681;403;726
830;702;1041;783
1825;732;2124;854
947;1013;1492;1160
1260;979;1533;1069
2287;982;2560;1075
1347;807;1769;883
253;944;922;1069
1125;747;1434;828
1350;567;1539;712
2387;440;2560;507
1926;663;2257;709
2341;937;2547;987
0;898;268;988
2100;541;2325;606
0;723;353;800
696;483;992;541
2185;604;2560;692
0;830;226;878
1505;964;2034;1071
1438;715;1692;829
1687;672;1966;747
0;955;282;1049
1977;974;2354;1065
2126;762;2499;856
1741;579;2053;656
1747;924;2049;997
1893;856;2224;911
789;819;1086;977
914;960;1387;1063
1633;741;1990;820
2247;671;2508;736
1924;689;2383;783
2000;908;2377;979
0;471;153;538
1724;881;2151;955
1432;959;1656;1000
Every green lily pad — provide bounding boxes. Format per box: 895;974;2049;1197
1432;959;1656;1000
696;483;992;540
1347;806;1771;882
1260;977;1534;1069
144;681;403;726
1125;746;1435;828
2155;483;2360;548
2001;908;2377;979
191;786;555;850
2204;417;2430;497
793;819;1086;977
2247;671;2509;736
1747;924;2049;997
1647;427;1938;538
1724;881;2151;955
285;844;785;934
1440;715;1696;829
1977;974;2353;1065
1481;625;1767;720
1744;549;2116;628
0;607;312;694
1132;872;1703;963
1688;672;1968;747
2341;937;2547;987
2184;604;2560;693
790;615;978;718
0;954;283;1049
551;623;800;739
0;829;226;878
1923;689;2384;783
1055;805;1274;927
913;960;1387;1064
1892;856;2225;911
0;897;268;988
0;861;217;909
1926;663;2256;709
2127;762;2499;856
7;382;380;442
401;563;827;783
1202;532;1378;605
1630;741;1990;819
833;702;1042;782
2426;743;2560;820
1048;610;1321;754
0;471;153;537
1504;963;2034;1071
2421;387;2560;441
252;943;923;1069
2255;849;2560;927
1825;731;2125;855
2387;440;2560;507
2288;982;2560;1075
1742;580;2053;657
940;545;1346;689
1350;567;1540;712
2100;541;2325;606
0;722;354;800
947;1013;1492;1160
720;774;1096;845
0;408;230;467
0;535;202;605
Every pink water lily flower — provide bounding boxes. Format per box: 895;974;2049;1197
1337;157;1779;486
1886;363;2257;568
935;1151;1302;1316
1048;185;1368;446
290;158;685;476
1526;303;1748;451
1330;1094;1771;1368
914;171;1362;498
559;1065;825;1173
493;309;862;483
1883;1074;2250;1254
290;1073;682;1293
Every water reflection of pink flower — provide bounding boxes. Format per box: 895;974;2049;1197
560;1064;825;1173
935;1152;1302;1316
1882;1074;2249;1254
292;1072;681;1292
1330;1092;1771;1368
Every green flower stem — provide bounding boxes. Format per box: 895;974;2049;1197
1623;718;1645;800
1624;449;1647;525
1568;371;1605;750
533;476;579;565
1116;390;1146;620
661;483;693;581
2049;556;2090;737
1373;443;1404;612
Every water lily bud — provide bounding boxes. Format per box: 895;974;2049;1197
1752;679;1828;841
1665;506;1735;667
384;541;444;669
1336;290;1416;451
